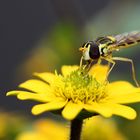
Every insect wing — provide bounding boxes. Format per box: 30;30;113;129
114;31;140;47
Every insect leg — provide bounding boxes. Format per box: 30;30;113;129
101;57;116;80
97;58;102;65
112;57;139;87
80;56;91;70
87;58;102;71
80;56;83;67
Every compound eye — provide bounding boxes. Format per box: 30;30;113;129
89;42;100;59
88;41;95;48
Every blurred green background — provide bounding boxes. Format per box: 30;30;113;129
1;0;140;139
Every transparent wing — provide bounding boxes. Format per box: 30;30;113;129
114;31;140;46
108;31;140;51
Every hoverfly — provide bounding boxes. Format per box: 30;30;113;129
79;31;140;87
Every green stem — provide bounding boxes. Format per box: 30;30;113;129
70;119;83;140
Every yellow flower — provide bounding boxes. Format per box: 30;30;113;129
7;64;140;120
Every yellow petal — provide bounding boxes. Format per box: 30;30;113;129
89;64;109;82
34;72;56;84
108;92;140;104
32;99;67;115
62;101;83;120
7;90;54;102
17;92;55;102
19;79;51;93
104;103;136;120
61;65;79;77
84;102;112;118
108;81;140;96
7;90;20;96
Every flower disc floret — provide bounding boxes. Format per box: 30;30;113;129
57;69;108;103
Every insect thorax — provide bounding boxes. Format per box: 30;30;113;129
97;36;116;57
98;44;110;57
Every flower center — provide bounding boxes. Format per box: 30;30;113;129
54;69;108;103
